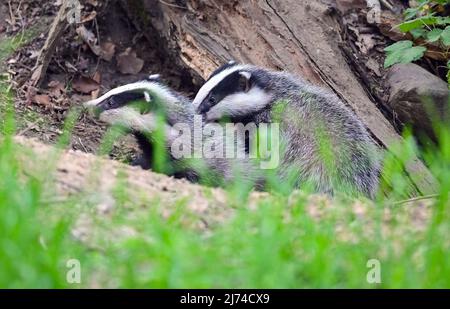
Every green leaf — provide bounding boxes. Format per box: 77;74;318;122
447;63;450;87
411;28;427;40
401;46;427;62
404;7;419;20
442;26;450;46
384;41;426;68
435;16;450;26
426;28;443;42
398;15;437;33
384;40;413;52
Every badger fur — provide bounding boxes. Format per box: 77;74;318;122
84;75;262;187
84;75;194;175
193;62;382;197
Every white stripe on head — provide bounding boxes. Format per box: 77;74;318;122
192;64;247;109
83;81;177;107
99;107;173;136
148;74;161;80
205;87;272;122
99;107;178;142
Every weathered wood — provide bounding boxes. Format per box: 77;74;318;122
124;0;437;195
30;0;71;87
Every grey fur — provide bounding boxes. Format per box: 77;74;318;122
84;79;262;187
194;64;382;198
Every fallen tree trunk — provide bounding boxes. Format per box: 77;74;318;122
122;0;437;196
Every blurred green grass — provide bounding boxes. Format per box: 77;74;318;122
0;28;38;69
0;31;449;289
1;81;449;288
1;128;449;288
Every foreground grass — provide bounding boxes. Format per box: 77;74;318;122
1;134;449;288
0;29;449;288
1;98;449;288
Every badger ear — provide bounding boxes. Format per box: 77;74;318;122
143;91;152;102
146;74;161;82
238;71;252;93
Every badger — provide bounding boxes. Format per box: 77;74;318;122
193;62;382;198
83;75;261;187
84;74;194;174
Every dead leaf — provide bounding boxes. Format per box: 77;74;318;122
116;48;144;75
76;26;102;56
72;76;100;94
356;34;376;55
377;11;407;42
92;71;102;84
76;26;116;62
71;94;93;104
91;89;100;100
335;0;366;14
366;58;382;77
48;80;65;97
91;71;102;99
100;42;116;62
77;57;90;71
81;11;97;23
33;94;52;107
86;0;99;6
48;80;61;88
421;40;448;62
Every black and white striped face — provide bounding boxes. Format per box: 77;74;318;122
83;75;174;132
193;63;272;122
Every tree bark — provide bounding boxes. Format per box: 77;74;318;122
30;0;71;87
121;0;437;195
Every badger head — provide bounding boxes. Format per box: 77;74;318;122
84;75;173;133
192;62;272;123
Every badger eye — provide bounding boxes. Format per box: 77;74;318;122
210;96;216;104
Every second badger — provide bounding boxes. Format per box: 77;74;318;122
193;62;382;197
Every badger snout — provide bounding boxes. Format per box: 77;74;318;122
196;96;217;115
84;97;116;118
83;100;103;118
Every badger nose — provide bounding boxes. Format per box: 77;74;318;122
83;100;102;118
197;102;212;114
83;100;96;108
196;105;205;114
